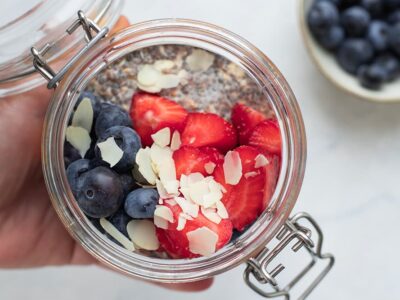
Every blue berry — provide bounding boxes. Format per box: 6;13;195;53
66;159;91;195
119;173;137;196
357;64;387;90
317;0;342;6
64;141;81;167
387;10;400;24
340;0;360;8
361;0;383;17
124;188;159;219
341;6;371;37
95;103;132;137
95;126;141;172
388;23;400;55
316;25;345;50
107;208;132;237
75;167;124;218
367;21;389;52
307;1;340;35
373;53;400;81
336;38;374;74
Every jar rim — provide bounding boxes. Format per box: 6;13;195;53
42;18;307;282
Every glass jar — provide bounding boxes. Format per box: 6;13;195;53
36;15;332;299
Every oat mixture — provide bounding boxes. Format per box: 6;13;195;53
87;45;273;119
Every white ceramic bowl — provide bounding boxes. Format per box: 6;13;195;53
299;0;400;103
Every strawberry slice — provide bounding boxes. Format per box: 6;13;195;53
156;202;233;259
262;154;280;211
173;146;223;179
181;113;237;153
248;119;282;155
213;145;266;231
231;103;266;144
130;93;188;146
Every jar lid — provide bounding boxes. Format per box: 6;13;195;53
0;0;123;96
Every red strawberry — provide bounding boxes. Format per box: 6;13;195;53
231;103;266;144
130;93;188;146
156;202;233;259
248;119;282;155
181;113;237;153
173;146;222;179
213;145;266;231
262;154;280;211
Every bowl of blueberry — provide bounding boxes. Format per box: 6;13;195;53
300;0;400;102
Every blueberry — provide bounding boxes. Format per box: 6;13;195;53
107;208;132;237
64;141;81;167
367;21;390;52
387;10;400;24
340;0;360;9
336;38;374;74
315;25;345;50
357;64;387;90
383;0;400;9
119;173;137;196
373;53;400;81
361;0;383;17
66;159;91;195
307;1;340;35
75;166;124;218
124;188;159;219
341;6;371;37
317;0;342;6
95;126;141;172
95;103;132;137
388;23;400;55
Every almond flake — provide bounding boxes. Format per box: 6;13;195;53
127;220;159;250
174;196;199;218
187;172;205;184
72;97;94;132
137;65;160;86
189;180;209;205
136;148;157;185
137;82;162;93
97;137;123;167
99;218;135;251
208;179;225;194
150;144;173;171
204;162;216;174
216;201;229;219
159;198;164;205
244;171;259;179
170;130;182;151
186;49;215;72
156;179;169;199
179;187;192;202
201;207;222;224
154;205;174;223
151;127;171;148
180;174;188;188
177;214;187;231
203;191;223;208
154;216;169;229
223;150;242;185
65;126;91;158
154;59;175;72
165;199;177;206
158;74;181;89
187;227;219;256
163;180;180;195
255;154;269;168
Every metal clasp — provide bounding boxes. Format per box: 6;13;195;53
31;10;109;89
244;212;334;299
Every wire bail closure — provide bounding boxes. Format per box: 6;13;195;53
31;10;109;89
244;212;335;299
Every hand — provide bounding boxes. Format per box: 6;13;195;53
0;87;212;291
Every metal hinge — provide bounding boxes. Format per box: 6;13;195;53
31;10;109;89
244;212;334;299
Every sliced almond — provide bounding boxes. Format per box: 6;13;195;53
244;171;259;179
201;207;222;224
97;137;123;168
187;172;204;184
137;65;160;86
137;82;162;93
203;191;223;208
204;162;216;174
174;196;199;218
153;59;175;72
255;154;269;168
156;179;169;199
150;144;173;170
170;130;182;151
72;97;94;132
223;150;242;185
65;126;91;158
188;180;209;205
151;127;171;148
154;205;174;223
186;49;215;72
99;218;135;251
127;220;159;251
216;201;229;219
154;216;169;229
165;198;177;206
163;179;180;195
180;174;188;188
177;214;187;231
187;226;219;256
158;74;181;89
136;147;157;185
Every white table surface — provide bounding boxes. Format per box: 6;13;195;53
1;0;400;299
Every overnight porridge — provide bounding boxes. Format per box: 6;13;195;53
64;45;281;258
